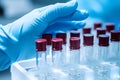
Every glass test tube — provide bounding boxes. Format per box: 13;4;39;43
92;22;102;44
98;35;109;62
106;23;115;33
109;30;120;64
56;33;67;64
82;27;91;34
82;34;94;64
35;39;47;80
46;38;69;80
94;22;102;30
105;23;115;38
35;39;47;69
51;38;63;66
94;28;106;46
68;37;94;80
70;30;80;38
42;34;52;65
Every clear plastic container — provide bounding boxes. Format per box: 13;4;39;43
11;58;38;80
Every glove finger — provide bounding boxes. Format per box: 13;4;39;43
34;4;54;12
44;21;86;34
57;10;89;21
38;0;78;23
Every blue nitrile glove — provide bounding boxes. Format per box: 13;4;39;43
0;0;88;71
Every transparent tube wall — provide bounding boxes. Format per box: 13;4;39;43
98;46;109;62
69;50;80;64
109;42;119;62
82;46;94;64
36;51;46;68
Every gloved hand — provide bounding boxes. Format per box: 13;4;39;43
0;0;88;71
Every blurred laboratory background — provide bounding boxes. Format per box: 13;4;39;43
0;0;68;25
77;0;120;29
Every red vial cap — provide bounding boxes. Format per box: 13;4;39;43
96;28;106;37
42;34;52;45
94;22;102;30
82;27;91;34
83;34;94;46
98;35;109;46
35;39;47;52
52;38;63;51
111;30;120;41
106;23;115;32
70;30;80;37
56;33;67;44
70;37;80;50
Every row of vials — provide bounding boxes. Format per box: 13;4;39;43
28;22;120;80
